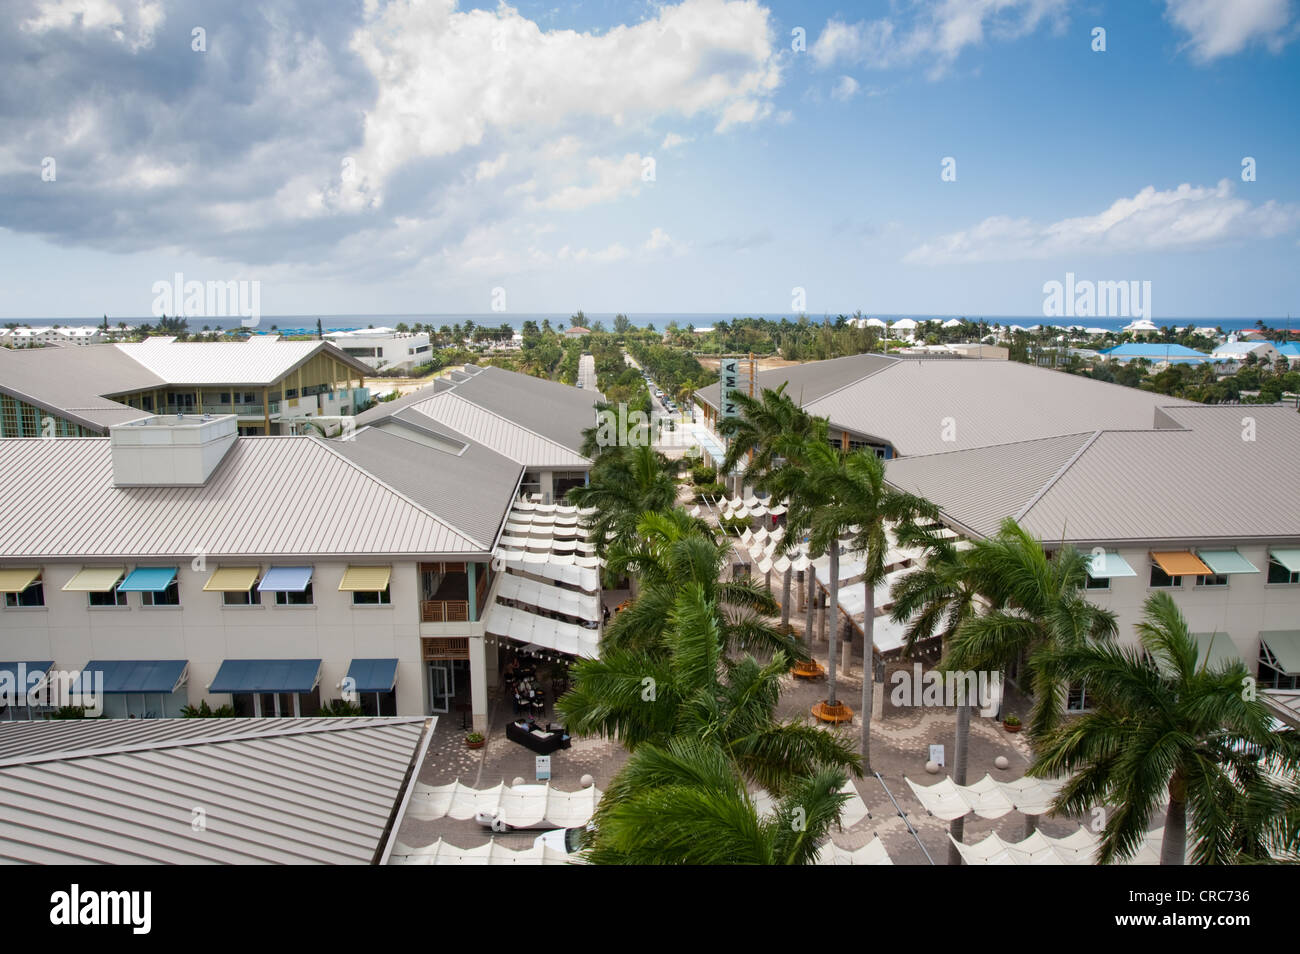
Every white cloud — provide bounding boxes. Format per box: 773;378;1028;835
831;75;860;101
1164;0;1295;62
531;153;648;212
557;242;630;264
903;179;1300;264
812;0;1067;78
475;154;509;181
21;0;164;51
661;132;692;150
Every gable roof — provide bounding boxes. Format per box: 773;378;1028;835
885;405;1300;546
402;391;590;469
114;336;371;386
694;352;897;412
0;435;492;559
0;346;159;430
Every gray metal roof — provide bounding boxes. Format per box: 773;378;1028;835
808;358;1194;455
443;365;601;454
0;717;429;864
403;390;591;469
352;378;453;429
694;352;897;412
0;346;160;431
885;405;1300;546
115;337;371;386
0;435;490;559
332;426;521;549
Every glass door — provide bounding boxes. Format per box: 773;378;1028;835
427;661;454;713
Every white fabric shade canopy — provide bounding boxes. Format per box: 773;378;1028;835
499;555;600;592
949;827;1176;865
486;604;600;658
389;839;575;865
814;837;893;865
496;573;601;622
408;781;602;828
907;774;1066;821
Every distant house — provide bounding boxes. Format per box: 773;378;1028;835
1100;343;1212;365
564;326;591;337
1211;341;1281;365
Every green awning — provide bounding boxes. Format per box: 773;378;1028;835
1261;631;1300;676
1270;549;1300;574
1193;633;1243;670
1196;550;1259;575
1087;552;1137;578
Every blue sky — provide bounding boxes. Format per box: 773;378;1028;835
1;0;1297;320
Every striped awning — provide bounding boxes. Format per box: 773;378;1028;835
1196;551;1259;575
0;568;41;593
62;567;126;592
338;566;392;591
1151;552;1210;577
203;567;260;592
118;567;178;592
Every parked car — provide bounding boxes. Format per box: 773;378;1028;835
534;824;594;858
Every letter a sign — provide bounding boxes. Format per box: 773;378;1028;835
720;359;740;418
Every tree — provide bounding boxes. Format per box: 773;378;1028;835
568;443;677;563
1034;592;1300;865
613;313;632;336
944;518;1119;745
601;508;805;660
571;310;587;328
586;736;854;864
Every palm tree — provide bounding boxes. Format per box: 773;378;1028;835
601;509;805;660
944;518;1118;746
1033;592;1300;865
586;737;854;864
559;582;857;792
716;383;813;490
809;444;938;768
568;443;677;564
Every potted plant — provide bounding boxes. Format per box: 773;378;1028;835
1003;714;1022;733
465;731;485;750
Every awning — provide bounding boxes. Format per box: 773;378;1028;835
209;659;322;693
1270;549;1300;574
0;568;41;593
0;661;53;698
1087;552;1136;579
1196;550;1259;575
344;658;398;693
62;567;126;592
1193;633;1243;670
1151;551;1210;577
118;567;178;592
1260;632;1300;676
74;660;189;694
203;567;260;592
338;566;392;591
258;566;314;592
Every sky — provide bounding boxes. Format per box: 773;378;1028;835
0;0;1298;321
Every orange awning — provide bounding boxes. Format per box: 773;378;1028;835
1151;551;1211;576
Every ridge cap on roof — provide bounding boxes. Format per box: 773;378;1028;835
884;429;1099;463
1013;430;1106;523
802;353;901;406
413;389;590;463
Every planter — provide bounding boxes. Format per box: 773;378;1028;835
466;736;486;749
1003;721;1022;734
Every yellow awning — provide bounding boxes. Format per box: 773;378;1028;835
63;567;126;592
0;568;40;593
203;566;261;592
1152;551;1211;577
339;565;392;591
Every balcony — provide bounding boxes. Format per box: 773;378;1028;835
421;600;470;623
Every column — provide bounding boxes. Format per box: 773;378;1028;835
469;636;488;733
467;562;478;622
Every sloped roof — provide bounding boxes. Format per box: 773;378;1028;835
331;426;520;549
404;391;590;469
885;405;1300;546
0;346;159;430
115;336;371;385
694;352;896;412
0;717;429;864
1101;343;1209;358
0;436;490;559
446;365;601;452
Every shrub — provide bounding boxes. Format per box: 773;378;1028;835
181;700;236;718
691;465;718;485
695;481;727;501
319;698;364;717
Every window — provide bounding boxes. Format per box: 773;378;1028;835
141;579;180;606
1085;575;1110;590
223;588;261;606
275;584;314;605
1267;559;1300;585
4;581;44;608
1259;642;1300;690
1195;573;1228;588
1066;683;1091;712
88;584;127;607
352;586;391;605
1149;563;1181;588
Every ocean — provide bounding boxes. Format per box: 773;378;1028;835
5;313;1292;335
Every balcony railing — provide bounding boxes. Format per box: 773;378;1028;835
422;600;470;623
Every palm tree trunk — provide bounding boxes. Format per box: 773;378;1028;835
804;566;816;652
780;566;793;628
827;547;840;707
947;698;971;865
860;573;876;770
1161;773;1187;865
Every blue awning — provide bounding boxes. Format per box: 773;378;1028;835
209;659;321;693
344;658;399;693
0;662;54;700
74;660;189;694
258;566;314;592
118;566;178;592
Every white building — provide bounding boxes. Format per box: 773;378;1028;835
1211;340;1281;365
327;328;433;373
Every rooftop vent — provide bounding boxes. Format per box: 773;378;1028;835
109;414;238;487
